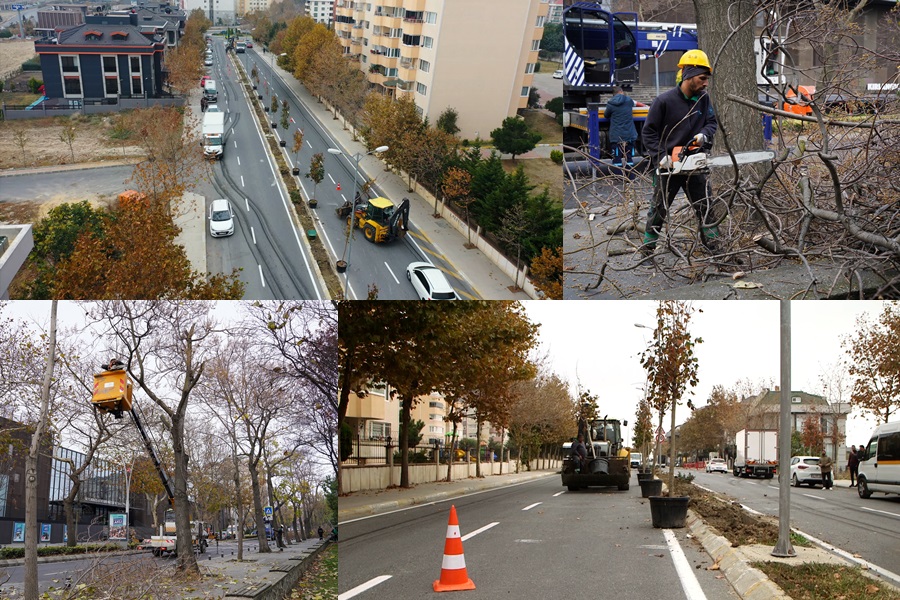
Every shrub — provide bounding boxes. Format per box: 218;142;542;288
27;77;43;94
550;149;563;164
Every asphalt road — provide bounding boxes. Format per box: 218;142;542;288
234;48;480;300
339;475;739;600
689;469;900;582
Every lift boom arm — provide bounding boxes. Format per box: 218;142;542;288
129;408;176;505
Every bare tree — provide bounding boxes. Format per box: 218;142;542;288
92;300;220;574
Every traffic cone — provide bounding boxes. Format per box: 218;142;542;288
433;505;476;592
336;183;341;191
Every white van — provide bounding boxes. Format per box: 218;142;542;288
857;421;900;498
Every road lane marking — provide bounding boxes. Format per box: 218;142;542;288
803;494;825;500
461;522;498;542
237;156;241;166
861;506;900;518
338;575;392;600
245;198;250;212
251;227;257;245
522;502;542;511
328;173;336;184
240;175;244;187
553;491;565;497
306;139;312;148
663;529;707;600
258;265;265;287
384;262;399;284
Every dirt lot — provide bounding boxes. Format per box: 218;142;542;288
0;38;37;80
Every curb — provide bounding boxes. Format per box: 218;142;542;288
223;539;330;600
685;510;790;600
0;159;142;178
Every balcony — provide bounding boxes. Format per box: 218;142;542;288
402;21;423;36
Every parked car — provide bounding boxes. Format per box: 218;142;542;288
208;199;234;237
406;262;459;300
858;421;900;499
706;458;727;473
204;57;213;67
553;69;564;79
630;452;642;469
789;455;822;487
200;75;211;88
246;41;253;48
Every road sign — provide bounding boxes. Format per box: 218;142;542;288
264;505;273;518
12;4;25;9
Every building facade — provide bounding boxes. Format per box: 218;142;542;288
333;0;549;139
305;0;335;26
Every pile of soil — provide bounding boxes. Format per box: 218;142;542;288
672;477;781;546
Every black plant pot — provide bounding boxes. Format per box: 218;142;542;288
292;167;300;176
279;140;286;147
258;94;263;100
637;471;654;483
648;496;690;529
308;198;318;208
252;84;257;90
265;106;269;112
336;260;347;272
639;478;662;498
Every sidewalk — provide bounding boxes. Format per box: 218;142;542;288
0;538;330;599
255;51;532;300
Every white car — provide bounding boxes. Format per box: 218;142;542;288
789;455;822;487
552;69;564;79
204;57;213;67
208;199;234;237
406;262;459;300
706;458;727;473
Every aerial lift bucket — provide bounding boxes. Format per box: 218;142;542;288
92;369;133;417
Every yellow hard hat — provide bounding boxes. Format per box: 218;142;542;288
677;49;712;73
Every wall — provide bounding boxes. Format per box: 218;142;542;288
343;459;561;493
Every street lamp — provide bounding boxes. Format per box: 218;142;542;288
327;145;388;274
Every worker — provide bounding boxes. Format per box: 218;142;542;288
604;86;637;167
639;49;720;257
570;434;588;473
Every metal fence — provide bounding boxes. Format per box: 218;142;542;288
342;438;509;467
1;95;185;120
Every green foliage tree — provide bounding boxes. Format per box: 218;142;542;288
436;107;460;136
541;22;563;53
490;117;541;161
477;165;534;233
545;97;564;126
632;398;653;468
281;100;290;131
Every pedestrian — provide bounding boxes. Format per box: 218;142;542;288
604;86;637;167
276;524;284;550
317;526;324;541
820;451;834;490
201;96;208;112
847;445;859;487
639;49;720;257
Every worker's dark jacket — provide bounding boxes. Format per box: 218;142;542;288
604;93;637;144
641;85;717;164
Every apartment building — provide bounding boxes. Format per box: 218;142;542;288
345;385;447;445
305;0;335;26
334;0;549;140
183;0;237;26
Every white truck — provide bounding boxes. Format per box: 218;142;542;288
202;111;225;160
733;429;778;478
147;509;209;557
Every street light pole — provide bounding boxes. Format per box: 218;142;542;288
328;145;388;275
635;322;662;474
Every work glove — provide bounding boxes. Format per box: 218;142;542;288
693;133;707;146
658;156;673;169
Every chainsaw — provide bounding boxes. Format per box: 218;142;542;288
660;141;776;175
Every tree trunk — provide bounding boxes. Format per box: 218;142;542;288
248;461;271;553
64;489;79;547
231;443;244;561
692;0;765;159
475;414;483;478
25;300;56;600
400;398;411;488
172;418;199;573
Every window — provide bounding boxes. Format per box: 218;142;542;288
425;11;436;24
422;36;433;48
429;426;443;433
877;431;900;461
63;77;82;96
402;33;420;46
102;56;117;73
130;56;142;95
521;86;530;96
536;15;546;27
389;27;402;37
792;396;802;403
369;421;391;439
132;75;142;95
419;59;430;73
429;414;442;421
526;63;535;74
531;39;540;52
0;474;7;517
60;55;79;73
416;82;427;95
429;401;444;409
104;77;118;96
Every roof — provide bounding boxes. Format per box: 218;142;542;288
51;23;162;47
370;197;394;209
750;389;828;407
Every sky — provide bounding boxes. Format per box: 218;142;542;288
522;300;891;449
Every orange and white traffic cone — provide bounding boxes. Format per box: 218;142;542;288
433;505;476;592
